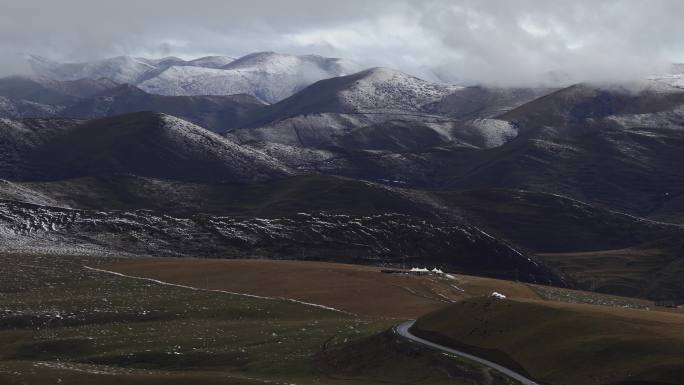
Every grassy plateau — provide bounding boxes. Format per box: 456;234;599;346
0;254;530;385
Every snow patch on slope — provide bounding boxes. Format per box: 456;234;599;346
466;119;519;148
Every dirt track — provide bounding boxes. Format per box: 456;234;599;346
101;258;542;318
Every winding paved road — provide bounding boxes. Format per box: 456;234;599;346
395;320;539;385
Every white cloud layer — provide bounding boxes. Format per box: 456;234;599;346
2;0;684;85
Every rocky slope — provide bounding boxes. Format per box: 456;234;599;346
0;199;561;284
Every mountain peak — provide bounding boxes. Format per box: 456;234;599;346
223;51;289;67
336;67;459;112
27;111;290;183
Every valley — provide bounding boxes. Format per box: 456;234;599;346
2;41;684;385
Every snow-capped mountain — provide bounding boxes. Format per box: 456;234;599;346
27;52;358;103
138;52;358;103
335;67;461;112
247;67;460;122
26;54;234;85
232;67;462;146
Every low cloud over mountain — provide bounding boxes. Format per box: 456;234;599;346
3;0;684;85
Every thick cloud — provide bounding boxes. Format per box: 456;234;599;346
2;0;684;85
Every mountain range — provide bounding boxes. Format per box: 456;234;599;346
2;52;684;299
26;52;358;103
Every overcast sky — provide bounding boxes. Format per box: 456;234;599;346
2;0;684;85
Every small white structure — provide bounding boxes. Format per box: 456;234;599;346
491;292;507;299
